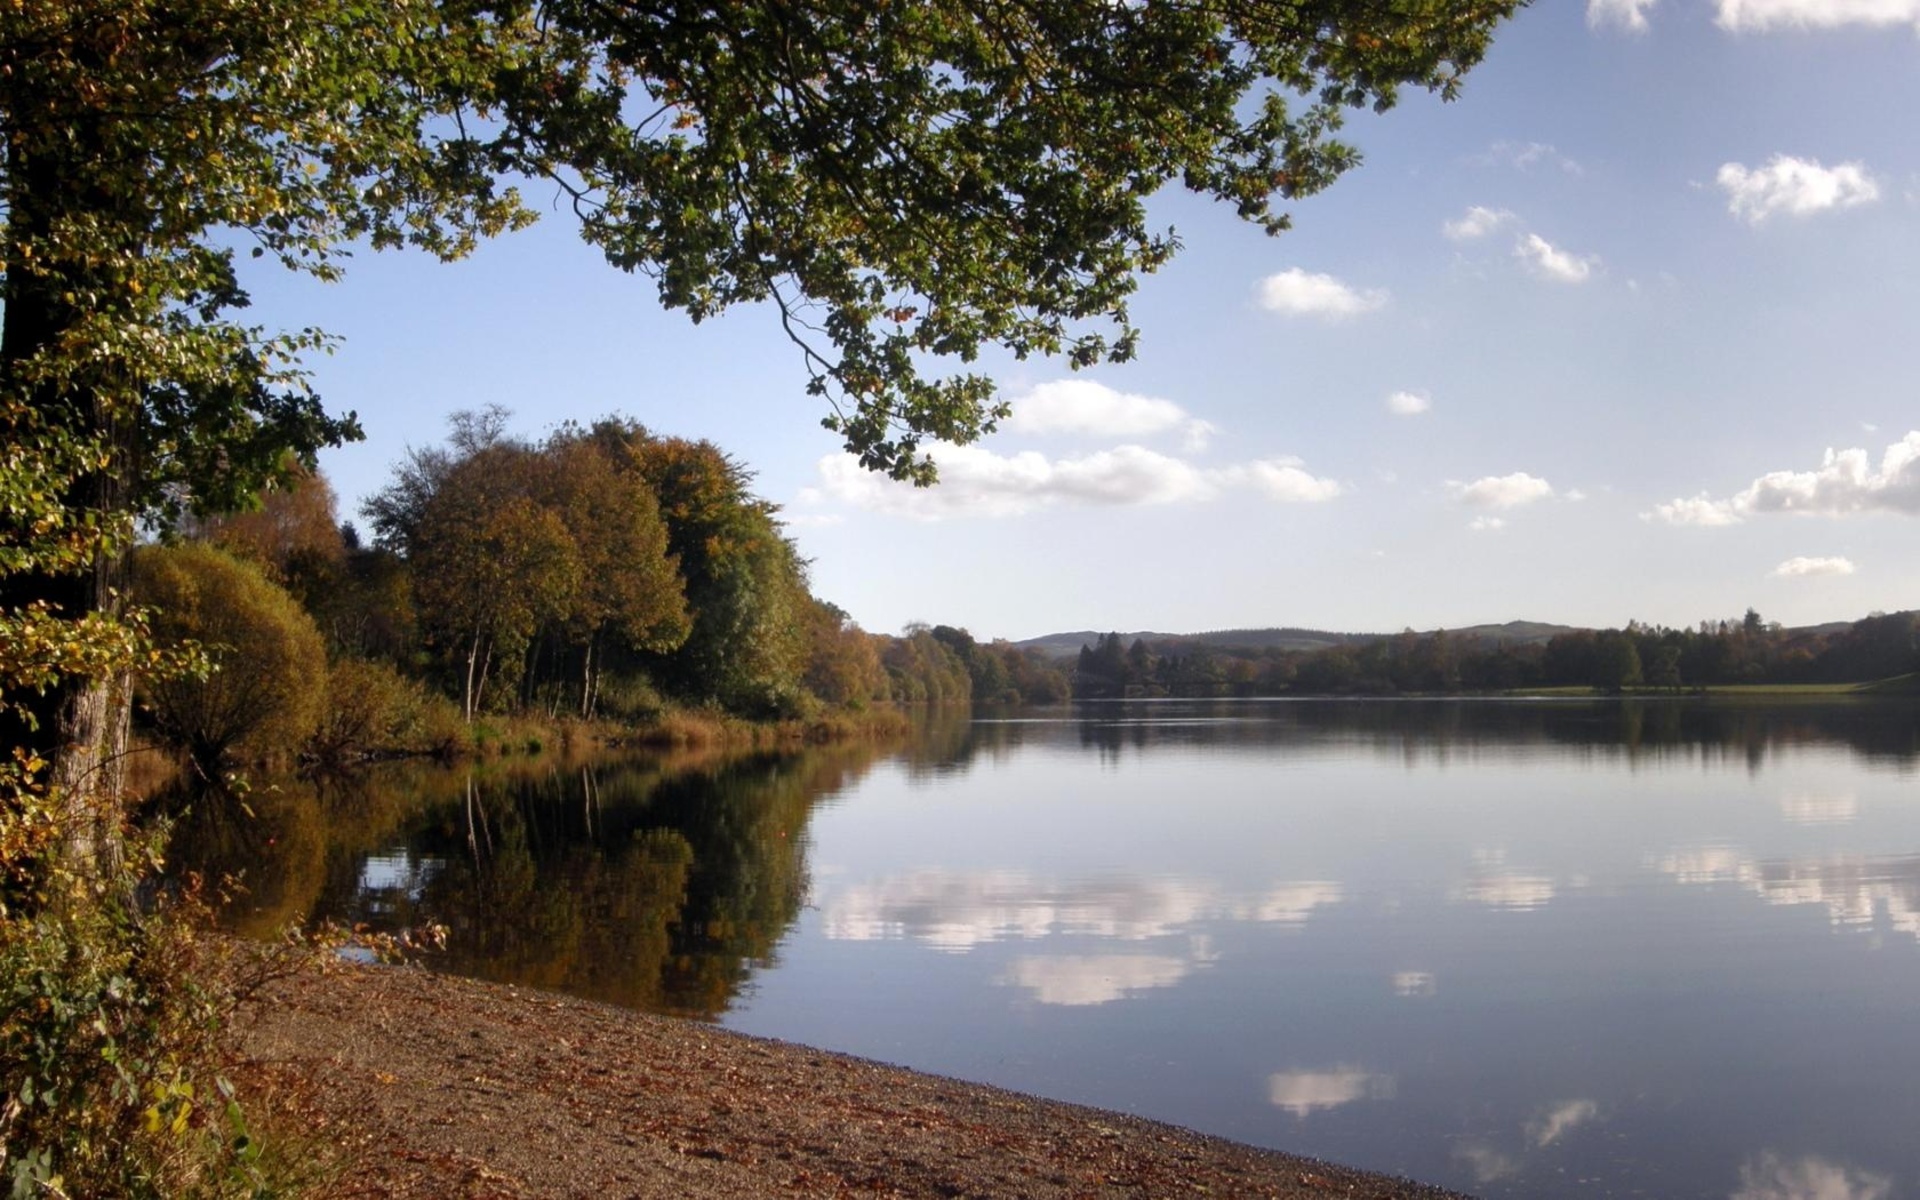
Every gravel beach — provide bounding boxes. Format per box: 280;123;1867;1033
233;963;1471;1199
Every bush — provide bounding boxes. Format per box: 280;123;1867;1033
132;544;327;771
306;658;460;764
592;672;669;724
1;845;275;1197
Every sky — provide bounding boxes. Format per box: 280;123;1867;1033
253;0;1920;642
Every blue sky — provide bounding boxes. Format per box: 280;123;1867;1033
266;0;1920;641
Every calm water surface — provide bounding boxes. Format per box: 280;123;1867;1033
184;700;1920;1199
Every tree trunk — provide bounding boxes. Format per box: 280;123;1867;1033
580;633;597;720
0;131;138;888
463;631;483;722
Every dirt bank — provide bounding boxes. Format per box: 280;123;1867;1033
233;963;1471;1199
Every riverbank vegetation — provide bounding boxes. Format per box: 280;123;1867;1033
131;409;1069;776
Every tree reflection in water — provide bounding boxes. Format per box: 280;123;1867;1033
167;742;888;1019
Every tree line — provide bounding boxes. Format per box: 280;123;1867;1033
1072;609;1920;698
135;409;1071;771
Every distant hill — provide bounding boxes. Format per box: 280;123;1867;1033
1015;620;1584;660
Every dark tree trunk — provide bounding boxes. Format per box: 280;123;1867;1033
0;118;138;884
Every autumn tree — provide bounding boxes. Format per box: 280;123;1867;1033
187;463;344;584
611;432;811;716
524;431;690;718
409;445;576;720
803;600;889;709
883;627;972;705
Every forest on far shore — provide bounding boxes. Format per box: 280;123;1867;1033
1068;608;1920;699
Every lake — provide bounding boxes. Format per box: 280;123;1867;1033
179;698;1920;1199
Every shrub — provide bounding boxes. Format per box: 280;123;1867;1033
306;658;457;764
1;842;274;1197
132;544;327;771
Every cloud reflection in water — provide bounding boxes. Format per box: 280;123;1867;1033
1266;1067;1396;1117
821;869;1342;951
1733;1152;1892;1200
1452;873;1556;910
1778;792;1860;826
1392;970;1436;997
1653;848;1920;942
999;954;1192;1006
1528;1098;1599;1148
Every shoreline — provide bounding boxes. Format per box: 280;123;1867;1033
234;962;1471;1199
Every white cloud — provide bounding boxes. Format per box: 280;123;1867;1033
1443;206;1516;241
1590;0;1659;30
1515;233;1599;283
1482;141;1584;175
1733;1152;1893;1200
1179;420;1220;454
1267;1068;1395;1117
1006;380;1212;450
1717;0;1920;31
1718;155;1880;224
1225;459;1345;504
1449;472;1557;509
1772;555;1857;578
1648;431;1920;525
1387;390;1432;416
1530;1099;1601;1147
1469;516;1507;533
1647;495;1745;526
1256;268;1388;319
813;444;1213;519
999;955;1191;1006
812;444;1342;519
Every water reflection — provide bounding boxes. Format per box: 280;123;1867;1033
1655;847;1920;942
170;744;887;1018
1528;1099;1599;1148
1778;791;1859;825
1733;1153;1893;1200
1267;1068;1396;1117
1451;871;1557;911
999;953;1194;1006
1455;1144;1522;1186
1391;970;1436;997
819;870;1342;949
968;697;1920;774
